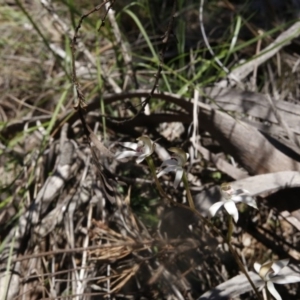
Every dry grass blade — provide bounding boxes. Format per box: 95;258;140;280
219;21;300;86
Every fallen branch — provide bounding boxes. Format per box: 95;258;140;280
4;90;300;175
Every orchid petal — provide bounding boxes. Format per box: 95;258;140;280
122;142;138;151
136;136;154;156
243;196;258;209
230;194;243;203
259;262;274;280
221;183;234;200
254;262;262;274
209;201;224;218
115;150;138;160
173;168;183;188
221;183;234;193
234;188;250;194
224;200;239;223
157;166;177;178
135;153;148;164
271;259;289;276
168;147;188;166
232;194;258;209
267;280;282;300
258;285;264;292
161;158;178;168
272;275;300;284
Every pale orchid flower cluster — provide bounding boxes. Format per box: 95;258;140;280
254;259;300;300
115;136;257;218
115;136;297;300
115;136;188;188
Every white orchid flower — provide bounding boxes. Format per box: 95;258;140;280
157;147;189;188
208;183;257;223
114;136;155;164
254;259;300;300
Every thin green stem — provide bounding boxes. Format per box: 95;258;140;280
145;156;170;201
182;171;195;210
226;214;233;243
228;243;263;300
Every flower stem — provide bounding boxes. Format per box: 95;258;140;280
226;214;233;243
146;156;170;200
182;171;195;210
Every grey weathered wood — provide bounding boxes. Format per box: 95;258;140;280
198;103;300;174
230;171;300;196
204;87;300;134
